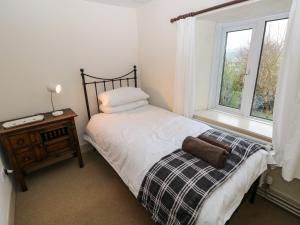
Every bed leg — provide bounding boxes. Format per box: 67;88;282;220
249;177;260;204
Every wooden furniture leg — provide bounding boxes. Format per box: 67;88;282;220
13;164;28;192
71;119;84;168
249;177;260;204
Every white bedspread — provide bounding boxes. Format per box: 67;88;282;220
85;105;268;225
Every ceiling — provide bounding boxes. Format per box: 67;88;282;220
85;0;152;8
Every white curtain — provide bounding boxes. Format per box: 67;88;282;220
273;0;300;181
173;17;197;118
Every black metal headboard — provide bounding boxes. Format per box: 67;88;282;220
80;65;137;120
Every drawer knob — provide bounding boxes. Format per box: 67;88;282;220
17;138;25;145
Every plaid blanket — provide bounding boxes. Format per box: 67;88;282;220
137;129;265;225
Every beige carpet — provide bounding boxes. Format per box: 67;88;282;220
15;150;300;225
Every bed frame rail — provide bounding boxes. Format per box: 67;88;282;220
80;66;137;119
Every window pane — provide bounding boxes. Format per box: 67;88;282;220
251;19;288;120
219;29;252;109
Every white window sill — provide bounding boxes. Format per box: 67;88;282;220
194;109;273;143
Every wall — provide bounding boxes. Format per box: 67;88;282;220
0;0;139;145
0;0;299;222
0;1;138;224
137;0;229;110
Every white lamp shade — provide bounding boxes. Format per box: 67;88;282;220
47;84;62;94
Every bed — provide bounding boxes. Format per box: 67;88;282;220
80;66;268;225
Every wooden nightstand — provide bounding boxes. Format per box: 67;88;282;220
0;108;84;191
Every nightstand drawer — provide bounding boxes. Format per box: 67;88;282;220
29;132;41;144
45;137;72;155
9;133;31;149
15;148;36;167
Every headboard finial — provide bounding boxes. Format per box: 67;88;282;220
80;68;84;75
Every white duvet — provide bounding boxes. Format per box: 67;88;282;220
85;105;268;225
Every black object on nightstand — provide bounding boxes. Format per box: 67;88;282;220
0;108;84;191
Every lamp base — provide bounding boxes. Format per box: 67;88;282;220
52;111;64;117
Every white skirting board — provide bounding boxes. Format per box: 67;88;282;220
257;188;300;217
8;183;15;225
0;175;15;225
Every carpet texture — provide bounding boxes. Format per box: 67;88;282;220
15;150;300;225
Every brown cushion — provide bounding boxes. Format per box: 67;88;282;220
182;136;229;169
198;134;232;153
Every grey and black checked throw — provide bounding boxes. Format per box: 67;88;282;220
137;129;266;225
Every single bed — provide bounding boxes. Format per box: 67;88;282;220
80;66;268;225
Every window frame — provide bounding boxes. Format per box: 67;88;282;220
209;13;289;122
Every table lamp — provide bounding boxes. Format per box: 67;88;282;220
47;84;63;116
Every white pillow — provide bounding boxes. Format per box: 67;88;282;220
100;100;148;114
98;87;149;107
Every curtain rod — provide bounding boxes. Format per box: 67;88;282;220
170;0;251;23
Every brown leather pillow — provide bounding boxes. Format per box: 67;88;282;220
198;135;232;153
182;136;229;169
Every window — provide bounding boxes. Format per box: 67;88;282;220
211;14;288;121
219;29;252;109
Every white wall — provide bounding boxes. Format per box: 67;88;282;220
0;0;139;144
137;0;229;110
0;1;299;223
0;1;138;224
